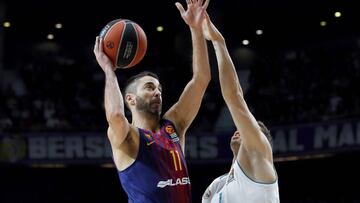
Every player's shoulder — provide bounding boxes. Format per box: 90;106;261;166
217;173;228;181
211;173;228;188
202;173;228;202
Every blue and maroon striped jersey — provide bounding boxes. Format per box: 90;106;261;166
118;119;191;203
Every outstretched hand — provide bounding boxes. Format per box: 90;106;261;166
175;0;210;29
93;36;116;72
202;12;224;42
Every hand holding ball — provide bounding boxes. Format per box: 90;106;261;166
99;19;147;69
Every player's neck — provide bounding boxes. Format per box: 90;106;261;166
132;111;160;131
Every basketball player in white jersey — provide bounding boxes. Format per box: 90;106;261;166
201;12;280;203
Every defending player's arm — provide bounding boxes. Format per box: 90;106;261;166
202;14;272;159
164;0;211;144
94;37;130;148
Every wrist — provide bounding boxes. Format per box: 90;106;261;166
104;66;116;76
190;27;203;36
212;38;226;47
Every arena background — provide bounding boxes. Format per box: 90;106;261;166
1;0;360;202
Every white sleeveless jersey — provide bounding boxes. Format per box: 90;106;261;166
202;161;280;203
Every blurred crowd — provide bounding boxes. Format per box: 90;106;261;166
1;38;360;133
247;44;360;126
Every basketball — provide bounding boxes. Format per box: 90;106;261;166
99;19;147;69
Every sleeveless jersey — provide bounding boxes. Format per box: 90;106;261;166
118;119;191;203
202;161;279;203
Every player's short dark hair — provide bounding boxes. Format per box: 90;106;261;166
124;71;160;95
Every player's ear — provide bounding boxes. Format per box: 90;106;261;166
125;94;136;106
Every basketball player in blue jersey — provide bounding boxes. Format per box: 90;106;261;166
201;12;280;203
93;0;211;202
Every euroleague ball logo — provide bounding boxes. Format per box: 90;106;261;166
106;41;114;49
165;125;175;134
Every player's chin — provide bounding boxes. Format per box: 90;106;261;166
230;139;240;147
150;106;162;115
230;141;238;152
152;102;161;109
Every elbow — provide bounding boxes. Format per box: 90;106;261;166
205;74;211;84
106;110;125;122
204;70;212;83
222;90;244;104
194;74;211;88
220;83;243;99
202;75;211;87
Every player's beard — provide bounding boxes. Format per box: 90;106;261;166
136;96;162;116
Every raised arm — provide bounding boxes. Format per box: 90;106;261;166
93;36;130;148
202;14;272;158
164;0;211;140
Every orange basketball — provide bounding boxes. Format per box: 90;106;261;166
99;19;147;69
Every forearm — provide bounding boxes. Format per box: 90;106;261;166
164;28;211;134
191;28;211;84
104;69;125;121
212;40;244;100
